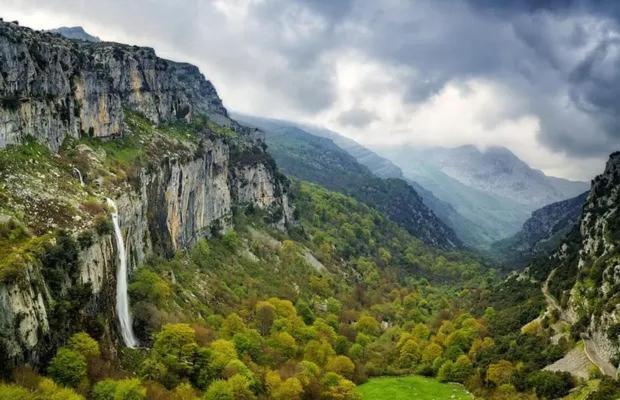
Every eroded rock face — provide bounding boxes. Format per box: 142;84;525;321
0;20;292;366
0;142;291;365
0;21;228;151
543;153;620;370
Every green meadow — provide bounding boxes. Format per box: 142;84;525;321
357;375;472;400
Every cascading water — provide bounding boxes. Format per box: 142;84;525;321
106;198;139;348
73;167;84;187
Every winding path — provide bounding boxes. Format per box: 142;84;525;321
542;268;616;377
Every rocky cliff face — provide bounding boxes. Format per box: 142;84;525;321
539;153;620;369
0;21;230;151
0;21;291;367
492;191;589;267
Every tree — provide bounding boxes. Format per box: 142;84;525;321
221;313;247;339
47;348;87;388
355;316;380;336
486;360;514;387
204;380;233;400
398;339;421;368
321;373;361;400
255;301;276;335
92;379;145;400
271;377;303;400
227;374;256;400
526;370;573;399
437;355;473;384
304;340;335;366
144;323;198;387
171;382;199;400
210;339;238;370
421;343;443;364
270;331;298;360
326;356;355;379
67;332;100;359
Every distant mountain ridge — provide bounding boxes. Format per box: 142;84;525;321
391;145;588;209
234;113;462;250
491;191;589;267
49;26;100;42
375;145;589;248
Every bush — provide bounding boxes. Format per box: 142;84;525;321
204;380;232;400
68;332;100;358
47;348;87;387
95;215;114;235
526;370;573;399
93;378;145;400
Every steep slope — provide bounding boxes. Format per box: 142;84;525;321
492;191;589;268
0;21;231;151
235;115;498;249
531;152;620;372
234;114;461;250
294;123;405;180
0;21;291;366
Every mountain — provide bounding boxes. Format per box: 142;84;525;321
234;114;461;250
528;152;620;375
0;20;291;365
48;26;100;42
398;145;588;208
293;124;405;180
2;18;620;400
491;191;589;268
234;114;501;249
376;145;589;247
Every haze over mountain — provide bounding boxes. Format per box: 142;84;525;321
234;113;461;250
375;145;589;246
235;113;505;249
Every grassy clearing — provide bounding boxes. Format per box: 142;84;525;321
356;375;472;400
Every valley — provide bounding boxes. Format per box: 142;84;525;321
0;17;618;400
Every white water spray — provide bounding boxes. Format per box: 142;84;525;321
106;198;138;348
73;167;84;187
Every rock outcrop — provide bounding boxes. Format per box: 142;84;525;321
538;152;620;372
0;21;230;151
492;191;589;267
0;21;291;367
234;113;462;250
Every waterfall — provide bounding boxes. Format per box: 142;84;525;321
106;198;139;348
73;167;85;186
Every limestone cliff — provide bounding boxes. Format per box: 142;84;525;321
537;152;620;370
0;21;291;367
492;191;589;268
0;20;231;151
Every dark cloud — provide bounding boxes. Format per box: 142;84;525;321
3;0;619;164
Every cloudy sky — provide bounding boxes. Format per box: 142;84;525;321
2;0;619;180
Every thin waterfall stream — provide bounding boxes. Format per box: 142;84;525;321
73;167;84;186
106;198;139;348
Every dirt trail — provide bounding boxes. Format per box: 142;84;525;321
583;337;617;377
542;268;617;377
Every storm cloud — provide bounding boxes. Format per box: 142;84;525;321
1;0;619;179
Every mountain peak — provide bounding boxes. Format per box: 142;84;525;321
49;26;100;42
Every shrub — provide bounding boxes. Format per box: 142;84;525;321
93;378;145;400
526;370;573;399
47;348;87;387
68;332;100;358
